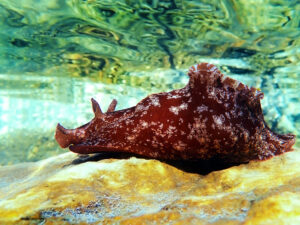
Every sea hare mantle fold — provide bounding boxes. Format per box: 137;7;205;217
55;63;296;163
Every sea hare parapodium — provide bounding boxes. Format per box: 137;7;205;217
55;63;295;163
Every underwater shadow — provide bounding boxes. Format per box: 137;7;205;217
69;152;244;175
164;158;244;175
70;152;141;164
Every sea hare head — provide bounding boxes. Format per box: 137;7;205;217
55;98;119;152
55;63;296;163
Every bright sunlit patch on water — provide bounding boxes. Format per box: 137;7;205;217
0;97;9;135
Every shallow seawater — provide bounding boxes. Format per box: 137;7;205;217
0;0;299;165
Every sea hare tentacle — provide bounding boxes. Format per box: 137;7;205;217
55;63;296;163
91;98;104;119
107;99;118;113
56;123;79;148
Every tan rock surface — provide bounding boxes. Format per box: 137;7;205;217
0;149;299;224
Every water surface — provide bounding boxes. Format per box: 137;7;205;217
0;0;299;165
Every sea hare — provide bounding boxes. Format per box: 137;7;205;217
55;63;295;163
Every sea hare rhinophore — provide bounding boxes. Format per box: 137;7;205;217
55;63;295;163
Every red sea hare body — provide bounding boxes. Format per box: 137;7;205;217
55;63;295;163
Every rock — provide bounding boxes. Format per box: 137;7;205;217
0;149;299;224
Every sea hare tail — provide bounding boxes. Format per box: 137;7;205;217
256;128;296;160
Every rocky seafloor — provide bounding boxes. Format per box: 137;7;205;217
0;148;299;224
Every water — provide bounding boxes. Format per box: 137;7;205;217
0;0;299;165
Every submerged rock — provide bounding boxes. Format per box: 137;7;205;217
0;149;299;224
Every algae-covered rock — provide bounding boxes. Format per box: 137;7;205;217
0;149;299;224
